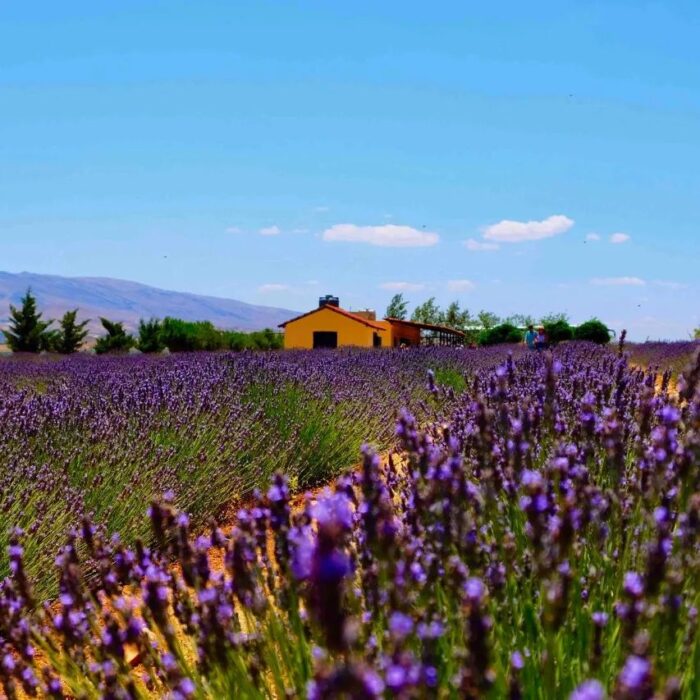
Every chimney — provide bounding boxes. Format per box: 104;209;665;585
319;295;340;308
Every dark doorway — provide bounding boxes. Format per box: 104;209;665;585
373;333;382;348
313;331;338;349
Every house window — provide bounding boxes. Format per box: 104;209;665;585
373;333;382;348
313;331;338;349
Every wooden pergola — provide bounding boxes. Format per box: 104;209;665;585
417;323;466;346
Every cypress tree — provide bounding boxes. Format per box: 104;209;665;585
56;309;90;354
5;288;53;353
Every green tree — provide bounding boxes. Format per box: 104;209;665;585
694;327;700;339
55;309;90;354
249;328;283;350
543;319;573;345
478;323;523;346
137;318;165;353
573;319;611;345
94;318;136;354
411;297;444;325
540;312;570;325
385;293;409;320
160;317;198;352
443;301;472;331
505;313;535;327
5;288;53;353
194;321;224;351
477;310;501;330
224;330;252;351
159;317;229;351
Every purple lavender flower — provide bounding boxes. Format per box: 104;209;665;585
616;655;653;699
570;679;605;700
288;525;314;581
388;611;414;640
465;577;485;603
311;491;354;532
623;572;644;599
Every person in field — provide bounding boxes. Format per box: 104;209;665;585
524;324;537;350
535;326;547;351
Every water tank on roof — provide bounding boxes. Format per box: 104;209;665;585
319;295;340;308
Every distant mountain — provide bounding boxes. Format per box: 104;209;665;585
0;272;300;336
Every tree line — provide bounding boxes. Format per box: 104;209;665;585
2;289;283;354
385;293;613;345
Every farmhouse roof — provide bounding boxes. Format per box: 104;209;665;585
279;304;387;331
385;317;466;337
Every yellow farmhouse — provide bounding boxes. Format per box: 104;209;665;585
279;296;465;349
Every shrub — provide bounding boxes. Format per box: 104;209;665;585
94;318;136;354
249;328;283;350
158;318;281;352
161;318;232;351
137;318;165;353
478;322;522;346
224;330;253;351
160;317;196;351
543;319;573;345
192;321;223;351
574;318;612;345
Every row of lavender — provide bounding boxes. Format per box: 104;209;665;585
0;342;698;697
626;341;700;377
0;347;516;598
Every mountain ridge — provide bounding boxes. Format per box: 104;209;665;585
0;271;299;336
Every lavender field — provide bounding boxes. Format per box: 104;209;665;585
0;348;517;597
627;341;700;378
1;342;699;698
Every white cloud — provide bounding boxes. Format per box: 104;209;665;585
380;281;426;292
447;279;476;292
652;280;687;290
590;276;646;286
313;206;330;213
258;283;289;293
482;214;574;243
323;223;439;248
464;238;500;251
226;226;243;234
259;225;281;236
610;232;631;244
586;233;601;241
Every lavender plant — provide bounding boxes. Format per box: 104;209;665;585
627;340;700;378
0;342;697;697
0;347;518;598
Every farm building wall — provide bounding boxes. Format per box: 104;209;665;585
385;320;421;347
283;307;391;349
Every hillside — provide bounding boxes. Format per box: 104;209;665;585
0;272;299;336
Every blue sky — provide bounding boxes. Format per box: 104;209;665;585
1;1;698;339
